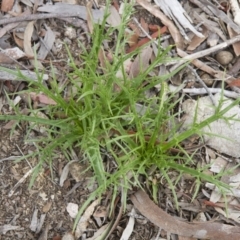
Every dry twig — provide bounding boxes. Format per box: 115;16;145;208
171;34;240;71
182;35;240;60
183;88;240;99
0;13;83;25
187;65;216;105
131;190;240;240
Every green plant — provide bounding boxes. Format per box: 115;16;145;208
0;0;239;231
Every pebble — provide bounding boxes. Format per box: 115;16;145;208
201;73;214;86
215;51;233;65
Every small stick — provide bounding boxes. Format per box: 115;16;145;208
0;156;21;163
183;88;240;99
8;168;34;197
187;65;216;105
171;34;240;67
133;17;153;41
0;13;82;25
16;144;32;168
8;144;34;197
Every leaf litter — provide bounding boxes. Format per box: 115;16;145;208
1;0;240;239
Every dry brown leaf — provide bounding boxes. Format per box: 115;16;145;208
129;45;153;78
1;0;14;12
127;31;139;47
128;22;141;36
207;32;220;47
131;190;240;240
114;58;132;92
127;23;140;47
75;199;100;238
187;25;209;51
106;5;121;27
0;53;14;64
127;26;168;53
86;1;94;34
3;120;18;129
3;108;29;129
13;31;24;48
120;207;135;240
69;161;91;182
59;160;78;187
228;79;240;87
214;205;240;224
52;234;61;240
98;47;107;73
21;0;33;7
112;0;120;11
93;206;107;218
140;17;149;34
86;223;112;240
37;26;55;60
42;201;52;213
227;26;240;56
136;0;184;49
29;93;57;105
24;21;34;57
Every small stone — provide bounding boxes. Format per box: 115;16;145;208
64;27;77;40
215;51;233;65
66;202;78;218
201;73;214;86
